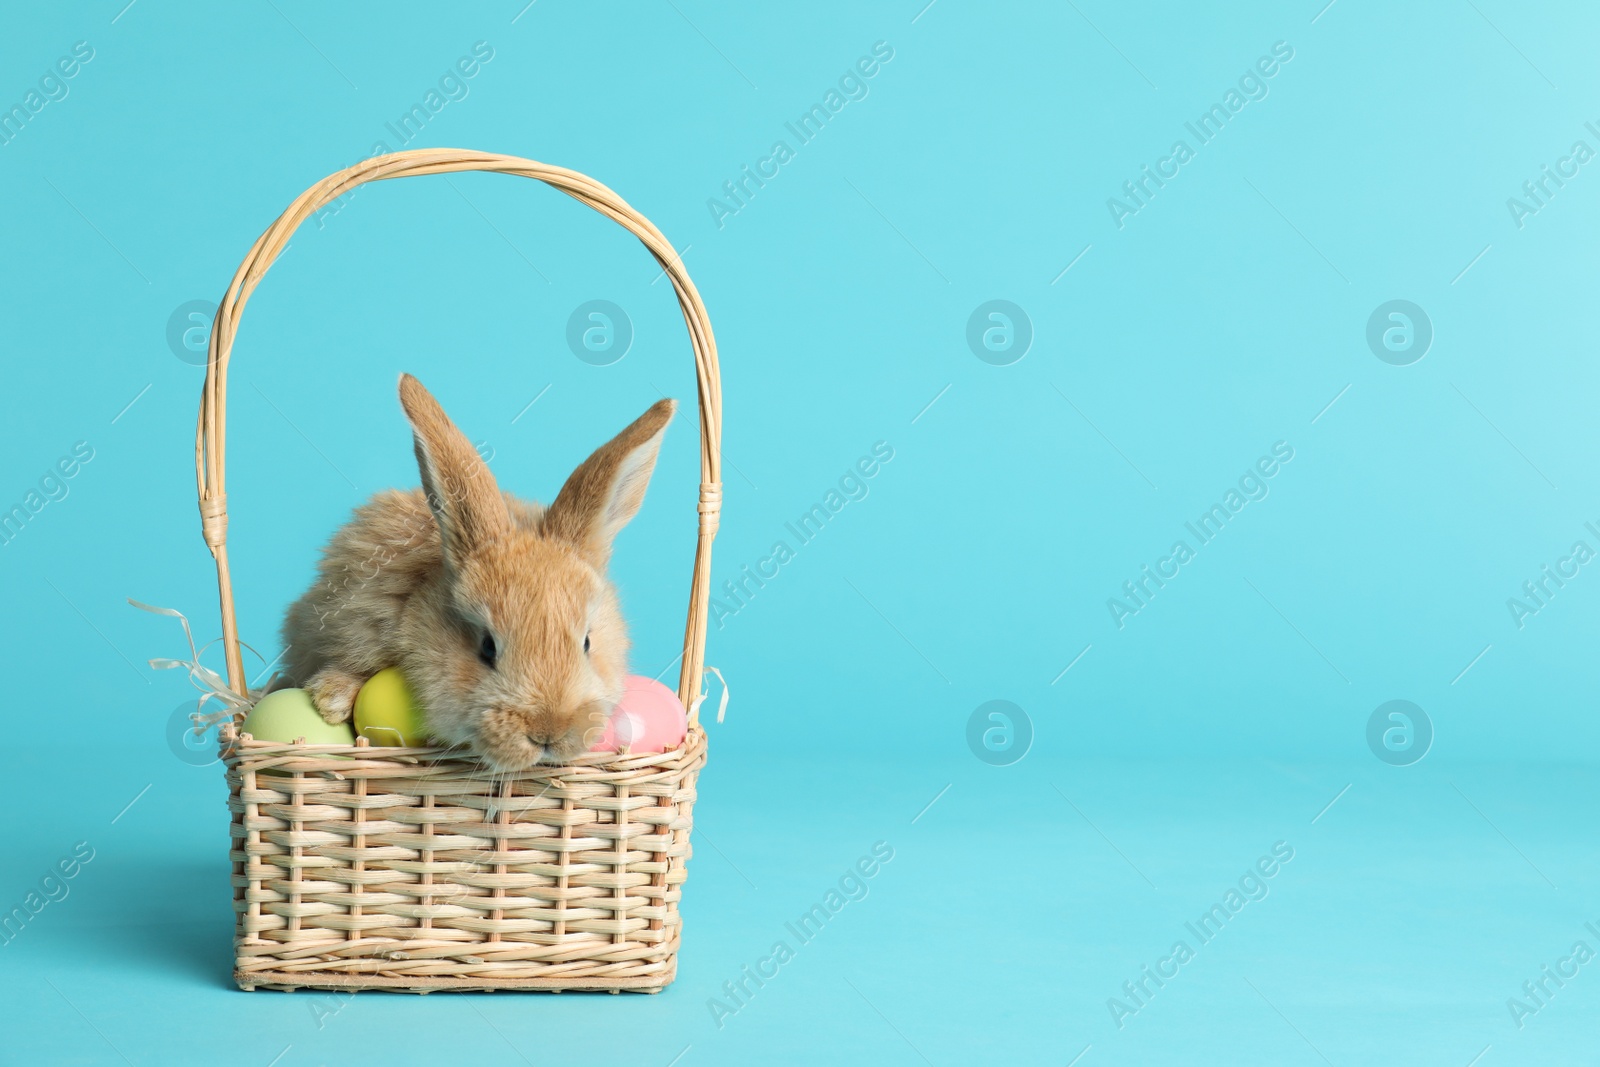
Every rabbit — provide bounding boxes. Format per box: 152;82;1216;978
279;373;675;770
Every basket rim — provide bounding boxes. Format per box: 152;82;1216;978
221;718;707;774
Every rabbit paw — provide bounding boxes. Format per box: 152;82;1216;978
307;667;365;723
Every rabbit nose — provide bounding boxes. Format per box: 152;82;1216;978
515;707;553;743
525;727;560;747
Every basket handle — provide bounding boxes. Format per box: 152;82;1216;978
195;148;723;714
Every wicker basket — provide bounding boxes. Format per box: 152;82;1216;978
194;149;722;993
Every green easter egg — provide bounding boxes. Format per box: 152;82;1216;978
242;688;357;746
354;667;430;747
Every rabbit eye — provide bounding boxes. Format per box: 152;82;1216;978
478;631;497;670
583;632;591;655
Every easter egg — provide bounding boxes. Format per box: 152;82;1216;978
241;688;356;746
589;675;688;754
354;667;430;747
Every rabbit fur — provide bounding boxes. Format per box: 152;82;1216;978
279;373;675;770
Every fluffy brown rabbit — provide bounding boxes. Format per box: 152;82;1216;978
279;373;675;769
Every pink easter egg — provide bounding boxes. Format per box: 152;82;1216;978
589;674;688;753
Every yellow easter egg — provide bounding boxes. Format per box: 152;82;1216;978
241;688;356;746
354;667;429;747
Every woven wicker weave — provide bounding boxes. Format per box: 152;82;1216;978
195;149;722;993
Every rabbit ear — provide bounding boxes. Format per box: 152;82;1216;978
542;398;675;568
398;374;510;567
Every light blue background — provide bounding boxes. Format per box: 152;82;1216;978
1;1;1597;1064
